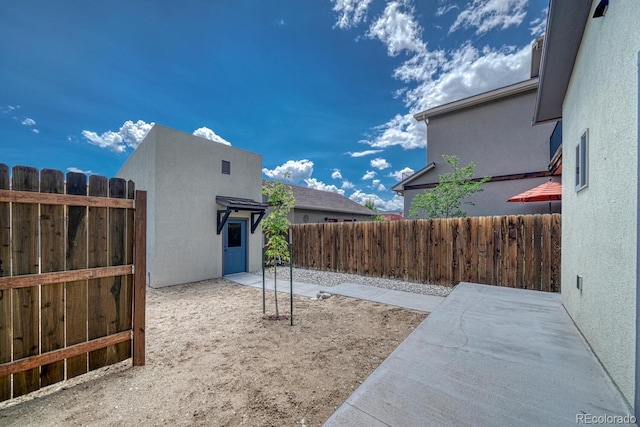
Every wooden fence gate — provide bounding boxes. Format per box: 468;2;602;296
291;214;561;292
0;164;147;402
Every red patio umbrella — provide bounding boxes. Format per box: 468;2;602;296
507;180;562;213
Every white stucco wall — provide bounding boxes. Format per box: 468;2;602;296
118;124;263;288
561;3;639;407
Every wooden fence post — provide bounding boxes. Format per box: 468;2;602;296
0;164;10;401
133;190;147;366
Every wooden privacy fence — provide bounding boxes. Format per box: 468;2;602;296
0;164;147;402
292;214;561;292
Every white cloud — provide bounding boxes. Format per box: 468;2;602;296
82;120;154;153
32;129;40;134
349;190;404;211
372;179;387;191
362;170;376;180
304;178;346;195
192;127;232;145
331;0;373;29
262;159;314;183
364;43;530;150
436;4;458;16
380;194;405;211
370;157;391;170
335;2;533;151
120;120;154;147
450;0;528;35
367;1;426;56
388;166;415;181
346;149;383;157
409;43;530;110
67;167;93;175
21;117;36;126
529;7;548;36
342;180;355;189
331;169;343;180
363;113;427;149
1;105;19;114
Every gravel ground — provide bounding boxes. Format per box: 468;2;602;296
259;267;452;297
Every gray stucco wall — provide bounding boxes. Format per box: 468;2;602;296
405;88;557;218
118;124;263;288
425;89;554;178
561;3;639;407
404;176;561;217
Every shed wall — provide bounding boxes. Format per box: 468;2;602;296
118;125;263;287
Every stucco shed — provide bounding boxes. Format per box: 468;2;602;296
117;124;265;288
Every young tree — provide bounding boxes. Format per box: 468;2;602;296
364;199;386;221
262;176;295;319
409;155;490;218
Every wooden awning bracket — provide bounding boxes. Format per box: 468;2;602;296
216;195;268;235
217;209;232;235
251;211;265;233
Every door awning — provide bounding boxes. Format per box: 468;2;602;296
216;196;268;235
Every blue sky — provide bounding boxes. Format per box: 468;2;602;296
0;0;548;211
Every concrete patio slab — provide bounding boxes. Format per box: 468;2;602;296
225;273;446;312
224;272;323;298
325;282;635;427
322;283;444;313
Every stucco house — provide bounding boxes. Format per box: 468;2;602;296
269;182;376;223
393;38;560;218
533;0;639;415
117;124;266;288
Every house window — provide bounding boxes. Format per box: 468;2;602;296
575;130;588;191
222;160;231;175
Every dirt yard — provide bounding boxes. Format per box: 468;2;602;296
0;279;427;426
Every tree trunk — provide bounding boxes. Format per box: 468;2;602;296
274;267;279;319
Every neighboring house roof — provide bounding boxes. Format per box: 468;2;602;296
381;213;404;221
263;181;376;216
391;162;436;194
414;78;539;122
533;0;592;124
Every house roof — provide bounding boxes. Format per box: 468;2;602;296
390;162;436;194
292;184;377;216
263;181;376;216
533;0;592;124
382;213;404;221
413;78;539;122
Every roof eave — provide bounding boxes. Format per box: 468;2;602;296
294;205;376;216
414;79;539;122
391;162;436;193
533;0;592;125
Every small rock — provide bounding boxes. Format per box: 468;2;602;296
317;292;332;299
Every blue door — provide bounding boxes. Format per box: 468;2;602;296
223;219;246;275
